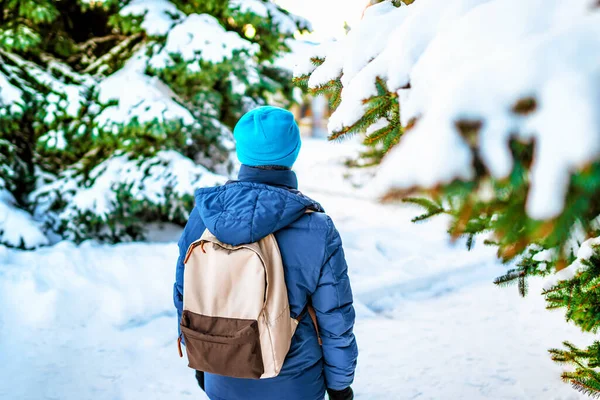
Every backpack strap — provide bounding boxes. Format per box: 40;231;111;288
307;305;323;346
296;304;323;346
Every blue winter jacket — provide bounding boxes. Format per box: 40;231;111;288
173;165;358;400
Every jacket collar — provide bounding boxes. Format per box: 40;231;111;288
237;164;298;190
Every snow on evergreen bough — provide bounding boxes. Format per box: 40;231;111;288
297;0;600;394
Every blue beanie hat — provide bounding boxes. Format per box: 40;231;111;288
233;106;301;168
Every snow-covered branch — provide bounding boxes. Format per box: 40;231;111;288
298;0;600;220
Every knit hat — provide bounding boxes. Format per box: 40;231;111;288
233;106;301;168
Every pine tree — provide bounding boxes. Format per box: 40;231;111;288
296;0;600;394
294;3;405;167
0;0;309;245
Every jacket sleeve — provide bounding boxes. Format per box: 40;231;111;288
311;217;358;390
173;229;186;338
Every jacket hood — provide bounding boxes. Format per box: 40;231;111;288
194;182;323;246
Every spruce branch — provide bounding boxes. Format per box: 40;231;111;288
38;53;94;85
364;123;394;144
82;32;143;76
493;269;524;288
402;197;446;222
76;34;126;51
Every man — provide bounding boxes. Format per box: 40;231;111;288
174;106;358;400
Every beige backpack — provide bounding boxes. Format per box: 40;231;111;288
177;228;320;379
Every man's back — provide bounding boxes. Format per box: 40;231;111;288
174;166;357;400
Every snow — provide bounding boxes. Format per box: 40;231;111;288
34;150;226;233
1;138;592;399
231;0;311;34
2;52;85;121
294;137;376;197
543;237;600;290
532;249;556;263
229;57;261;96
274;39;317;73
0;69;22;110
0;240;203;400
231;0;269;17
353;278;591;400
97;48;195;126
322;0;490;133
97;13;266;127
399;0;593;125
381;0;600;220
149;14;258;70
305;0;600;220
291;39;333;78
532;248;557;272
306;2;404;90
39;129;67;150
25;66;83;118
265;3;305;35
274;0;364;42
120;0;184;36
0;189;48;249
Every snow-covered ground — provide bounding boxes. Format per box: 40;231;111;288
0;139;592;399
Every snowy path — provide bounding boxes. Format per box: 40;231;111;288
296;140;590;400
304;192;586;400
0;139;592;399
318;192;588;400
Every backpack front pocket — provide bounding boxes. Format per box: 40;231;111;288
180;310;264;379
